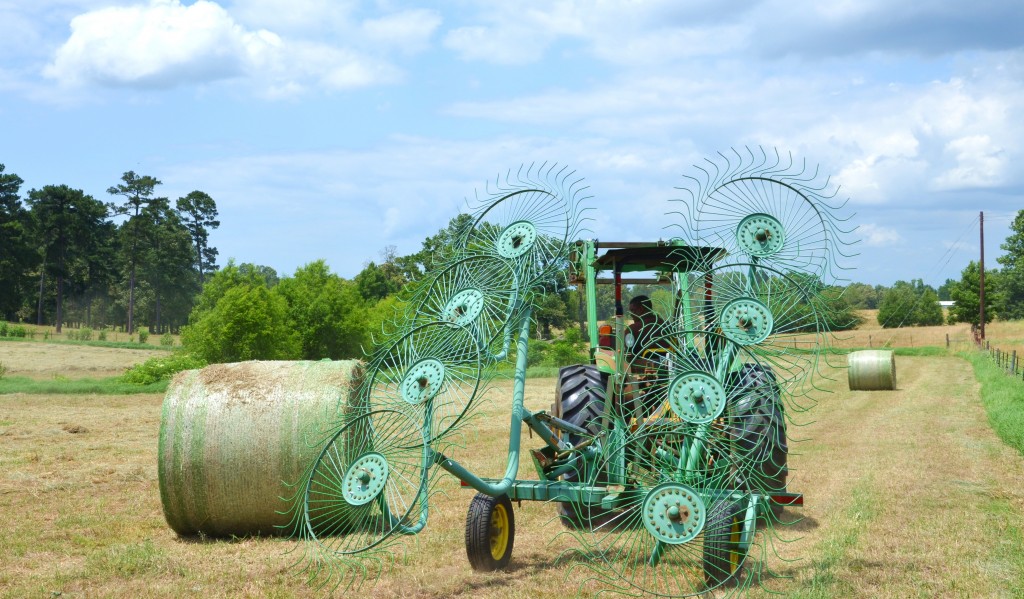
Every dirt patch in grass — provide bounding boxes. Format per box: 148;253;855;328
2;357;1023;597
0;341;161;380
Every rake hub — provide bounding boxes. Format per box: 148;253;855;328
720;298;773;346
642;483;706;545
400;359;446;405
668;371;727;424
496;221;538;259
442;288;485;327
342;452;390;506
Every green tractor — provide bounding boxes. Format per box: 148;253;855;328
289;150;849;597
549;239;792;543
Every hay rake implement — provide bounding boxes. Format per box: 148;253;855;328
284;149;856;596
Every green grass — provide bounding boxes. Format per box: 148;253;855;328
0;376;168;395
963;351;1024;455
789;480;878;598
828;345;948;357
0;335;172;351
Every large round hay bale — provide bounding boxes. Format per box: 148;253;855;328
847;350;896;391
158;360;365;537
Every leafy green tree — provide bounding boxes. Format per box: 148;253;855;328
948;261;995;326
0;164;38;321
107;171;164;333
937;278;956;302
26;185;110;332
176;190;220;283
913;288;944;326
182;283;299;363
877;281;918;328
275;260;368;359
239;263;279;287
191;260;269;315
355;260;406;301
994;210;1024;320
844;282;879;309
140;202;197;333
535;293;571;339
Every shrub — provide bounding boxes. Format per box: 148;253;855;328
121;353;207;385
160;333;174;347
182;284;300;363
138;328;150;344
79;328;93;341
549;327;587;366
0;322;7;337
9;326;26;338
98;330;107;341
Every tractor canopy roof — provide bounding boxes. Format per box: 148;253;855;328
591;243;727;274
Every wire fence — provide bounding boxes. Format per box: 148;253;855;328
988;343;1024;381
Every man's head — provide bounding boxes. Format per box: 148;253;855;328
629;295;654;322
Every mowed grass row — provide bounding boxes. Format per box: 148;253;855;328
3;352;1024;597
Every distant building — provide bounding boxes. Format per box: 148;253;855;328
939;300;956;308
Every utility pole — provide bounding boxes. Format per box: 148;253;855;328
980;211;985;340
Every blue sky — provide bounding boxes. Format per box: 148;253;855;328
2;0;1022;287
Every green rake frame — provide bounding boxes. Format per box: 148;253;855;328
284;151;855;597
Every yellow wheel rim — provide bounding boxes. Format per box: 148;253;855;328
728;515;743;573
489;504;510;560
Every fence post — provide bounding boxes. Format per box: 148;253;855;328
1013;351;1018;376
946;333;950;348
869;335;872;348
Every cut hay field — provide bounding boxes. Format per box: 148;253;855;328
2;340;1024;597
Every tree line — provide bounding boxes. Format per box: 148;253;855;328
0;164;218;334
846;210;1024;329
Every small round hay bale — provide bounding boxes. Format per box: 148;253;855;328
847;350;896;391
158;360;365;537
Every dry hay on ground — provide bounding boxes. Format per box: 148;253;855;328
0;341;159;380
1;349;1023;597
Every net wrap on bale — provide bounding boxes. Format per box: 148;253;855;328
158;360;365;537
847;350;897;391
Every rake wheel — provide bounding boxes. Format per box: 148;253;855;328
459;163;587;290
302;409;428;557
672;146;857;282
405;253;520;361
361;321;484;443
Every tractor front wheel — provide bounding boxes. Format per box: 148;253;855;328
465;493;515;571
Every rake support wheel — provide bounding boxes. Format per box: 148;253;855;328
465;493;515;571
730;364;788;510
702;500;747;587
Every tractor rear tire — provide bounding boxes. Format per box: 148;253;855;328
555;365;608;440
554;365;609;529
702;500;746;587
729;364;788;516
465;493;515;571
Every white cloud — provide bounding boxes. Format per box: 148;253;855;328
45;0;263;87
361;9;442;54
444;24;551;65
933;134;1007;189
228;0;357;34
858;223;903;247
43;0;401;93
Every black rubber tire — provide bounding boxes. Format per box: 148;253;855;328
555;365;608;442
728;364;788;502
465;493;515;571
702;500;746;587
554;365;609;528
